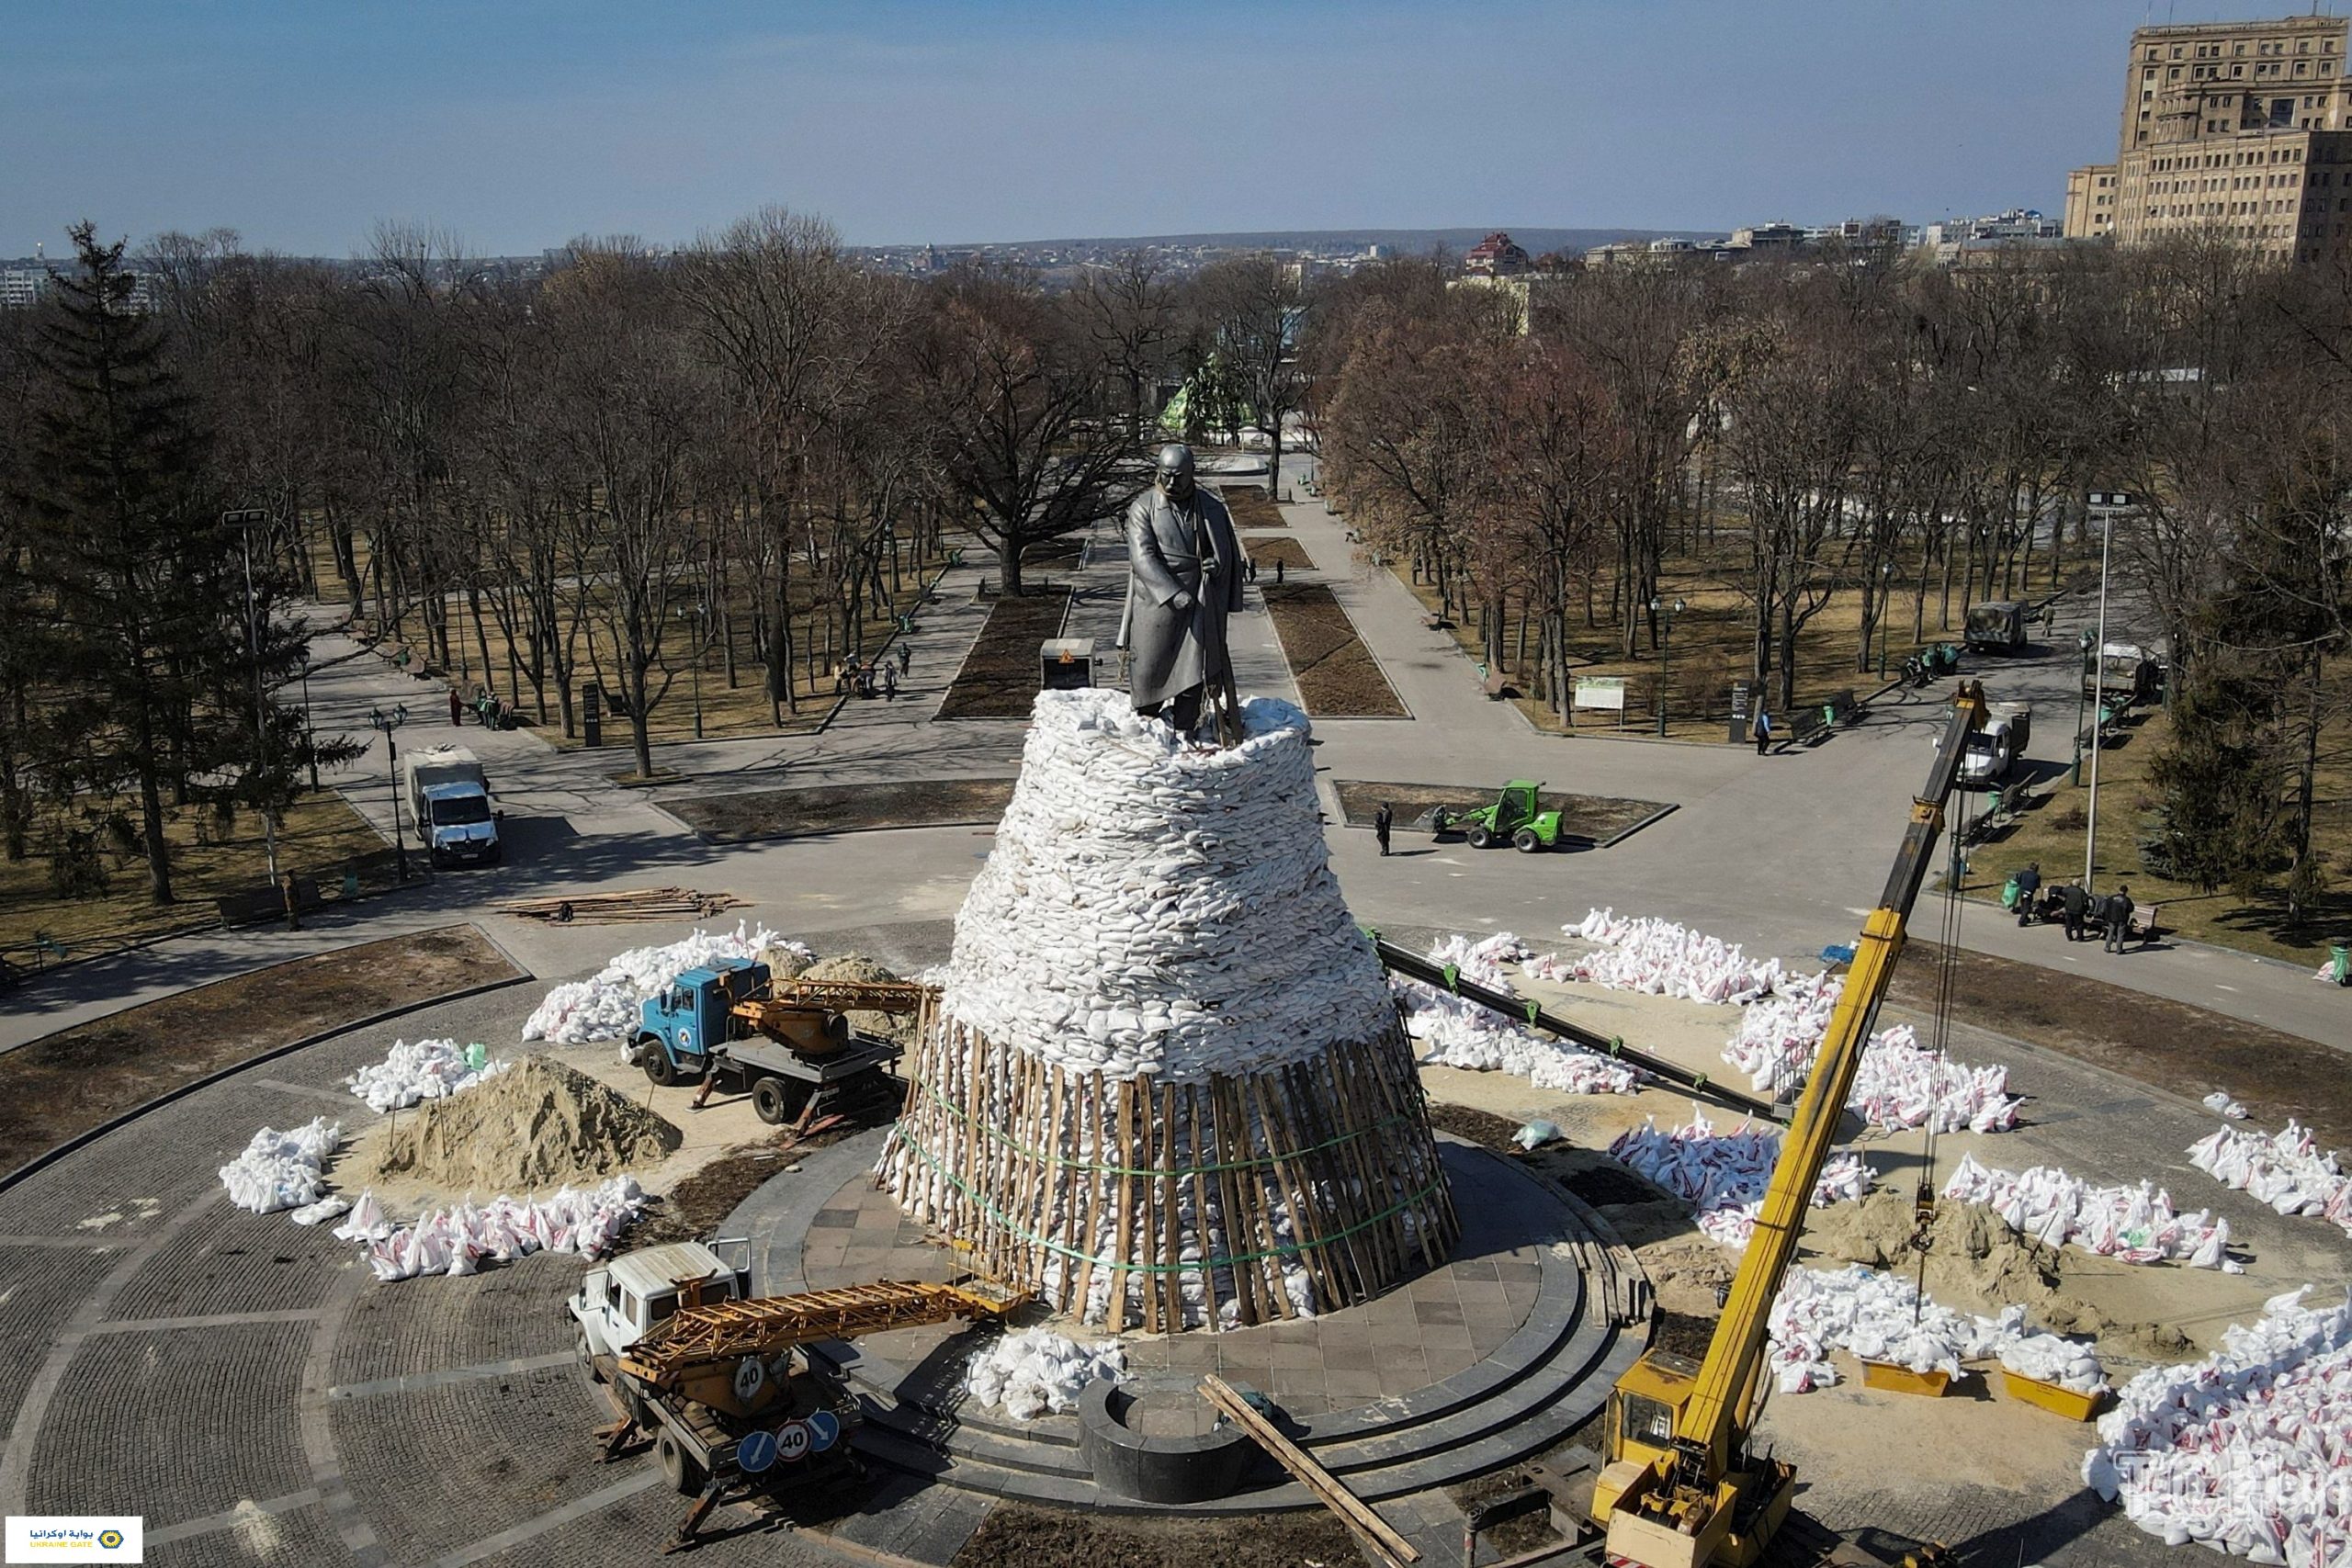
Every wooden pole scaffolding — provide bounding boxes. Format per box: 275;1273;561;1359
876;1010;1459;1328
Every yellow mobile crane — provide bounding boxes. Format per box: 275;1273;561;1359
1591;682;1987;1568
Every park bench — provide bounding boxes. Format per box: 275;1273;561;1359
1481;670;1516;701
1962;780;2032;844
1825;689;1858;727
1786;707;1828;746
214;875;322;931
1422;611;1453;631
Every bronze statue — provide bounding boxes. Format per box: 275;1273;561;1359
1116;444;1246;743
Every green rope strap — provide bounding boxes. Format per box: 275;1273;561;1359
889;1128;1450;1274
904;1071;1417;1178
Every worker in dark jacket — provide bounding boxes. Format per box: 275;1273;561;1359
2103;886;2136;953
2060;882;2090;942
2014;862;2042;927
1374;802;1393;856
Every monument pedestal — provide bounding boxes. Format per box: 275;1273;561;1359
877;691;1456;1328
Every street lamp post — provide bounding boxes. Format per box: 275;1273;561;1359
1877;562;1894;681
677;602;706;739
2083;502;2116;894
2074;630;2093;788
225;508;278;882
368;703;410;885
299;657;319;791
1649;596;1686;736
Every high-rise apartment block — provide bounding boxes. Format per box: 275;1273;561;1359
2064;14;2352;262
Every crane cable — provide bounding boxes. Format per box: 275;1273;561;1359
1912;783;1973;1322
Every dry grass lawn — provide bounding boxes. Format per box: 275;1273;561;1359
0;790;393;964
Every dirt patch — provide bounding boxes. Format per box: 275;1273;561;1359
1243;536;1311;570
1426;1100;1522;1151
339;1055;681;1195
1214;484;1287;529
1333;781;1673;848
937;588;1072;718
1261;583;1407;718
667;779;1014;843
1892;941;2352;1149
0;926;517;1176
950;1501;1352;1568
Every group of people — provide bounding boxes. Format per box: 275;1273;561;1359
1238;556;1283;586
2009;861;2143;953
837;642;913;700
449;687;514;730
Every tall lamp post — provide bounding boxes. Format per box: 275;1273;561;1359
2073;630;2094;788
2083;496;2117;895
224;508;279;882
1876;561;1894;681
299;657;319;791
368;703;410;885
1649;596;1686;736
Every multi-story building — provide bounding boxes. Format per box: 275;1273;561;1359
2064;14;2352;262
1462;231;1532;276
0;268;51;310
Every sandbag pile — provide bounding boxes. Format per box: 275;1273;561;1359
2085;1286;2352;1560
2203;1092;2251;1121
356;1177;646;1281
934;691;1393;1082
1550;909;1785;1003
521;920;789;1045
1765;1267;2107;1397
963;1328;1125;1421
345;1037;509;1113
1719;972;1841;1093
1942;1153;2230;1268
1400;932;1640;1096
1848;1023;2020;1134
218;1118;343;1213
1767;1264;2008;1392
2189;1121;2352;1234
1608;1108;1871;1248
1998;1325;2109;1394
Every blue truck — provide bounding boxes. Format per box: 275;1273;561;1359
625;957;914;1128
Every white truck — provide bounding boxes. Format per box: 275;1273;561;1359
1960;701;2032;786
400;744;502;867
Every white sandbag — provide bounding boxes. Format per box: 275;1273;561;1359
2086;1286;2352;1558
344;1038;509;1113
1609;1106;1870;1251
218;1117;343;1213
359;1177;646;1282
333;1189;394;1244
288;1195;350;1226
2188;1121;2352;1235
1400;932;1640;1096
1941;1153;2225;1267
963;1328;1125;1420
521;921;792;1045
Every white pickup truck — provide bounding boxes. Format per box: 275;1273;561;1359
1960;701;2032;786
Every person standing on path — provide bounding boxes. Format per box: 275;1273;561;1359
2014;862;2042;927
1374;802;1393;857
448;688;463;727
1753;708;1772;755
898;642;912;677
2104;886;2136;953
2061;882;2089;942
883;664;898;701
1274;558;1284;586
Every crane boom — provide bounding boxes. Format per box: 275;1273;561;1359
1597;682;1986;1568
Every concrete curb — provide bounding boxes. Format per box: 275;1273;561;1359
0;942;537;1194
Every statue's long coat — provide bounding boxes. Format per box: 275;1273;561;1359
1115;486;1246;709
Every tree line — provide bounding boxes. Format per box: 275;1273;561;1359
0;210;1303;904
1308;242;2348;923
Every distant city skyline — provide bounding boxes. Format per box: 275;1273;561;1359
0;0;2310;258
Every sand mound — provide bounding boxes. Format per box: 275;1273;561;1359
1804;1190;2119;1337
797;952;916;1042
343;1055;680;1194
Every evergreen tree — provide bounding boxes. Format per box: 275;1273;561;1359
17;224;240;903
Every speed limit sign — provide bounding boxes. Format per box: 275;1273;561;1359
773;1419;811;1463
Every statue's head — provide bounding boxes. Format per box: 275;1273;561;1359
1154;443;1196;503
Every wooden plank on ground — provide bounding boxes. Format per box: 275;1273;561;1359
1197;1374;1419;1565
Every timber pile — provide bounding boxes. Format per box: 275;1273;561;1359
877;690;1457;1331
498;887;746;925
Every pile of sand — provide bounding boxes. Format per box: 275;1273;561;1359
1802;1191;2194;1358
341;1055;681;1194
797;952;917;1043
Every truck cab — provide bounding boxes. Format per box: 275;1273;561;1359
419;783;501;866
1957;702;2031;786
629;958;770;1086
570;1237;753;1363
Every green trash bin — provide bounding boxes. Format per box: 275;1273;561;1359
2332;943;2351;987
2002;875;2021;911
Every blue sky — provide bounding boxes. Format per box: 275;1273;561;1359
0;1;2276;256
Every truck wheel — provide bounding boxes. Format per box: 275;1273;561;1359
1465;823;1494;849
643;1048;681;1089
656;1428;708;1496
752;1075;811;1125
576;1325;603;1380
1512;827;1543;853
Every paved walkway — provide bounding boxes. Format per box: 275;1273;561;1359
6;472;2346;1060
